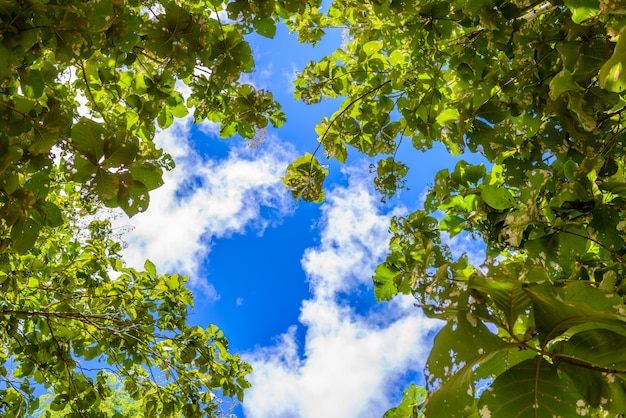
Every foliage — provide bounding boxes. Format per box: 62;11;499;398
383;384;426;418
0;172;251;417
35;370;241;417
0;0;316;255
0;0;321;416
285;0;626;416
35;371;143;417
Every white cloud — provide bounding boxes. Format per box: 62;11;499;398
244;167;441;418
112;118;295;298
198;120;220;136
284;64;299;94
301;175;396;299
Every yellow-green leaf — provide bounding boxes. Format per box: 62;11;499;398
600;28;626;92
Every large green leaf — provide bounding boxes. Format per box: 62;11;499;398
11;218;41;254
36;202;64;228
102;135;139;168
71;118;107;164
553;329;626;412
384;384;426;418
373;263;400;301
469;276;531;330
549;70;581;100
564;0;600;23
525;283;626;344
252;17;277;38
478;358;585;418
129;165;164;191
31;124;61;155
425;343;534;417
600;27;626;92
481;185;514;210
554;329;626;371
94;168;119;201
425;314;507;390
118;180;149;216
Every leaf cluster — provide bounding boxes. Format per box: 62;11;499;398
286;0;626;416
0;176;251;417
0;0;292;255
0;0;319;415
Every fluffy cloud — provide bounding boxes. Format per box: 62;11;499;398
300;174;396;299
244;168;441;418
112;119;295;298
441;230;487;268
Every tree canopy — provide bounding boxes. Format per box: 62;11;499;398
6;0;626;417
0;0;313;416
284;0;626;416
36;371;144;417
2;174;251;417
0;0;296;253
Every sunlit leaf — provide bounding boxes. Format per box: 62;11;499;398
564;0;600;24
600;27;626;92
481;185;514;210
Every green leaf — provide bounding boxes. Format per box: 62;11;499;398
438;215;465;237
95;168;119;201
478;358;584;418
31;125;61;155
559;360;626;413
118;180;149;216
90;0;114;31
71;118;107;163
564;0;600;24
600;27;626;92
435;108;459;125
21;69;44;98
425;314;508;395
50;394;69;412
373;263;399;301
525;282;626;343
469;276;531;330
157;106;173;129
38;202;64;227
425;339;533;417
103;135;139;168
549;70;581;100
388;50;406;66
554;328;626;370
384;384;426;418
11;218;40;254
144;259;157;278
252;17;277;38
25;169;51;198
0;43;15;79
130;165;164;191
563;159;579;182
363;40;383;56
481;185;514;210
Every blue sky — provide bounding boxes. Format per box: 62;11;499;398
111;21;485;418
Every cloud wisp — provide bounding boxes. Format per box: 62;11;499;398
244;168;441;418
112;119;295;299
